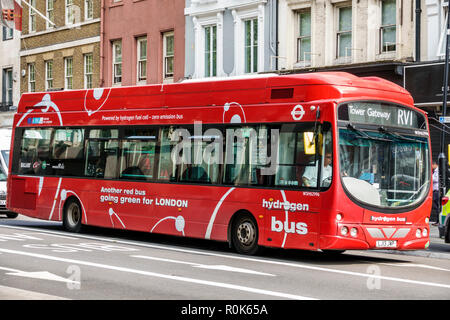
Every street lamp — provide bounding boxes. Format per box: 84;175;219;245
439;4;450;214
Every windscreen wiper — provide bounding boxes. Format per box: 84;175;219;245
347;124;392;142
378;126;426;144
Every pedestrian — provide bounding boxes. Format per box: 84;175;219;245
431;160;440;225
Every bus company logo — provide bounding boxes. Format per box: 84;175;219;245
262;198;310;212
291;105;305;121
271;216;308;235
27;117;44;124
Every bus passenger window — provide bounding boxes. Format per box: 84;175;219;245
275;124;317;188
85;129;119;179
120;129;157;181
50;129;84;176
157;127;177;182
18;128;52;175
223;126;269;186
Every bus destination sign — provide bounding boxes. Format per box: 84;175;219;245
339;102;424;129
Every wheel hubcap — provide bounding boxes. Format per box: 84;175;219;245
67;203;81;227
237;221;255;246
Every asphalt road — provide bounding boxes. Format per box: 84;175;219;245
0;214;449;302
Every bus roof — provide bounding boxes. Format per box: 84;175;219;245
17;72;414;114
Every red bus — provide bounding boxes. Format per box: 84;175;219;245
7;72;431;254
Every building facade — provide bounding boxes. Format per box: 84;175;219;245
101;0;185;86
184;0;278;79
20;0;101;94
0;25;20;127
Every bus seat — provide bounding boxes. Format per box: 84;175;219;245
104;155;118;179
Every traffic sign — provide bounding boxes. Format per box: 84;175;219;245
439;116;450;123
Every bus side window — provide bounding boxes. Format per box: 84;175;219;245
120;130;157;181
85;129;119;179
275;124;318;188
157;127;177;182
18;128;52;175
50;128;85;176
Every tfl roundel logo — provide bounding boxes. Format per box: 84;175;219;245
291;105;305;121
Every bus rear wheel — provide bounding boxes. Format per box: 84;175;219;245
231;214;259;255
63;198;83;233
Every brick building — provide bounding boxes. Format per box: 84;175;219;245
101;0;185;86
20;0;100;94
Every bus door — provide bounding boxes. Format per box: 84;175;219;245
264;123;331;250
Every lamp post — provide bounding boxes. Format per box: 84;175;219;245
439;6;450;214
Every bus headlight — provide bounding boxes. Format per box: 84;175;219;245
416;229;422;238
422;228;428;237
340;226;348;236
350;228;358;237
336;214;343;221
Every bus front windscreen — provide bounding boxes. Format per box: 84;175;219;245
338;103;430;210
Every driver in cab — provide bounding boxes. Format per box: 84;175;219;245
302;152;333;187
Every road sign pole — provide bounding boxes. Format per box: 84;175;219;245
439;9;450;218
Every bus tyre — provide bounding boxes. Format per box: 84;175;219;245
231;214;259;255
6;212;18;219
63;198;83;233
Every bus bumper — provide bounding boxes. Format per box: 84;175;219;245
320;224;430;251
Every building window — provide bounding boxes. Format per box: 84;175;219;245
29;0;36;32
66;0;75;25
28;64;35;93
244;18;258;74
65;57;73;90
380;0;396;52
163;32;174;79
45;60;53;90
204;25;217;77
137;37;147;82
2;68;13;106
112;40;122;85
337;6;352;58
297;11;311;63
46;0;54;29
2;27;13;41
85;0;94;20
84;54;93;89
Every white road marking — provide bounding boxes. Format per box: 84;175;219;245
0;285;69;300
2;224;450;291
0;248;315;300
381;263;450;272
0;266;79;285
132;255;275;276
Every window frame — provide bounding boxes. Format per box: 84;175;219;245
336;6;352;59
112;40;122;85
28;63;36;93
297;10;312;64
84;53;93;89
64;57;73;90
46;0;54;29
379;0;397;53
45;60;53;91
244;18;258;74
163;32;174;80
136;37;147;83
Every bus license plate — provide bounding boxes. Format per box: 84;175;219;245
376;240;397;248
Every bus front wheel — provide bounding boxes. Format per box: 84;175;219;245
231;213;260;255
63;198;83;233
